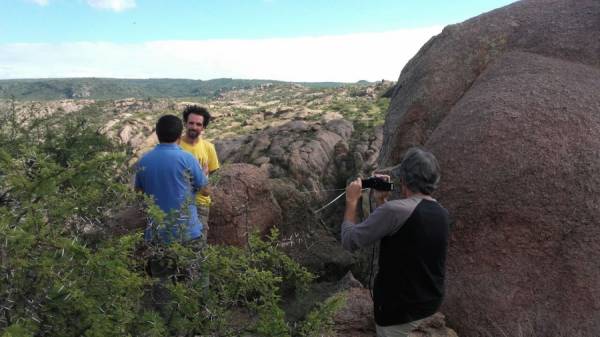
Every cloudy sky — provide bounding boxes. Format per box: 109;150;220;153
1;0;515;82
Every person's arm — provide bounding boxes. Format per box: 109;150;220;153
189;158;210;196
201;162;209;177
341;174;415;252
207;143;220;175
344;178;362;224
341;201;398;251
343;175;391;223
342;178;395;251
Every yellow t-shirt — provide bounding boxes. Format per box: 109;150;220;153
179;138;220;206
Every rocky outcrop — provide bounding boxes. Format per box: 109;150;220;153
215;119;384;200
380;0;600;165
112;98;176;113
433;51;600;336
379;0;600;336
209;163;283;246
4;99;95;122
101;114;158;162
269;179;354;281
333;287;375;337
216;119;354;194
409;313;459;337
213;111;384;281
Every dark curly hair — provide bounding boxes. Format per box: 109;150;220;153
182;105;211;127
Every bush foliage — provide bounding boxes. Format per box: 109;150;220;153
0;102;339;336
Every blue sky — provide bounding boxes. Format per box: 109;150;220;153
0;0;516;81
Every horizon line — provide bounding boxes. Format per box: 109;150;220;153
0;76;394;84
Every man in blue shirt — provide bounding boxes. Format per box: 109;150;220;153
135;114;209;244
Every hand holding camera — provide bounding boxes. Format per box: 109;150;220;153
363;174;392;206
361;176;394;191
346;175;393;206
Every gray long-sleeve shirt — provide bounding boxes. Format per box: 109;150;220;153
341;196;432;251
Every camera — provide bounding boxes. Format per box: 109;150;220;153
361;177;394;191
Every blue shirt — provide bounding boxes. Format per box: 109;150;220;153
135;143;208;243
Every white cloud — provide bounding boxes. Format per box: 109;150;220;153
0;27;442;82
86;0;136;12
28;0;49;6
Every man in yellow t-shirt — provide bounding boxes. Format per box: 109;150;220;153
180;105;220;239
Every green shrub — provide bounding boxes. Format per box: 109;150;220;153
297;293;346;337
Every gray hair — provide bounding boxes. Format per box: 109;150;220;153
391;147;440;195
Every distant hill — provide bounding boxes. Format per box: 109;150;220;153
0;78;358;101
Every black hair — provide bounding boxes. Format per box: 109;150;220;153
182;105;211;127
155;114;183;143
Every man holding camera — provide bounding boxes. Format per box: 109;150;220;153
341;147;451;337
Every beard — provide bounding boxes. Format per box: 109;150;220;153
187;129;200;139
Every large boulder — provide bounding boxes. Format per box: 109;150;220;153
208;163;283;246
380;0;600;164
379;0;600;336
333;287;375;337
